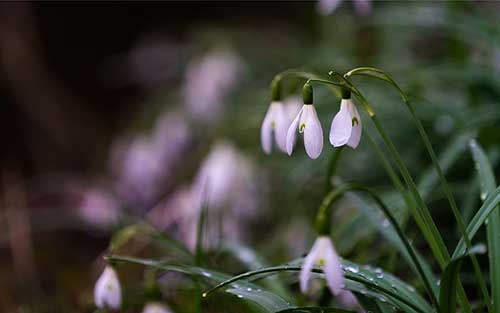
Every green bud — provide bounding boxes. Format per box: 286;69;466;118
271;79;281;101
341;87;351;99
303;82;313;104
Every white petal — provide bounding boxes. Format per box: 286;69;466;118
286;106;304;156
300;238;322;293
284;97;303;121
321;238;344;295
260;103;275;154
329;100;353;147
302;105;323;159
94;266;122;309
346;102;362;149
337;290;360;310
273;103;288;152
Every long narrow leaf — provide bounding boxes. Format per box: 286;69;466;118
452;185;500;258
470;140;500;313
107;255;293;312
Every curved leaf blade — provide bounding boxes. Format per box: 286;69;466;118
470;140;500;313
439;244;487;313
108;255;293;312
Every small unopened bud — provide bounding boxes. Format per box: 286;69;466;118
271;79;282;101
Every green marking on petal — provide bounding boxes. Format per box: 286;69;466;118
352;117;359;126
107;283;113;291
299;123;306;133
317;258;325;266
271;121;276;129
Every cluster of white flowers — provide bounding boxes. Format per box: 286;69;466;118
262;86;363;311
262;92;362;159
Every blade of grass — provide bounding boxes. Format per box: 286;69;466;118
470;140;500;313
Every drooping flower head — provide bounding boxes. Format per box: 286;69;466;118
261;101;287;154
286;83;324;159
300;236;344;295
142;302;172;313
94;265;122;310
330;89;362;149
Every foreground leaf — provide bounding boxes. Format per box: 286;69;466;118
107;255;292;312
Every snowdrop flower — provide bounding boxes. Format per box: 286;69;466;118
261;96;303;154
94;266;122;310
330;96;362;149
142;302;172;313
284;96;303;121
300;236;344;295
286;83;323;159
261;101;287;154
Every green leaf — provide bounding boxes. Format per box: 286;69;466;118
276;307;355;313
452;184;500;258
220;241;293;301
439;244;487;313
204;258;433;313
470;140;500;313
107;255;293;312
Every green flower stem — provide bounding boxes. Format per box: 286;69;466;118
310;74;449;269
346;67;492;313
314;183;440;311
325;146;345;192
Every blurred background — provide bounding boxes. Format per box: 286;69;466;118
1;1;500;312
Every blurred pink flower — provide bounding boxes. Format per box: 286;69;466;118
183;50;243;123
149;141;258;250
317;0;371;16
78;188;121;228
111;112;191;209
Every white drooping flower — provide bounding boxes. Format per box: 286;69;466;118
286;105;324;159
261;97;303;155
300;236;344;295
261;101;287;154
329;98;362;149
284;97;303;122
183;50;243;123
94;266;122;310
142;302;172;313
